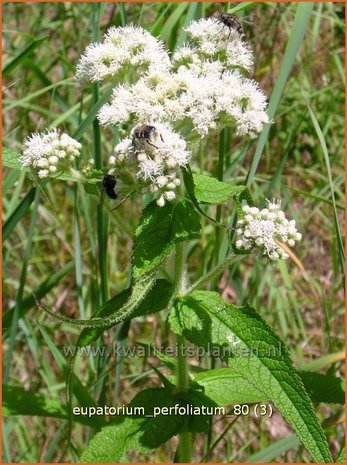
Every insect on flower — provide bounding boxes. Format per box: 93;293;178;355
132;124;164;152
102;172;137;211
218;13;244;36
102;174;118;200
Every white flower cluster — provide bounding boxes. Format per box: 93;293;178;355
98;71;184;127
93;19;269;138
99;65;268;138
235;200;302;260
111;123;190;206
181;18;253;71
76;25;170;84
21;129;81;178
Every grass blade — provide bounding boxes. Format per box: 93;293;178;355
246;435;300;462
4;188;41;383
306;102;345;281
246;2;315;186
2;37;47;76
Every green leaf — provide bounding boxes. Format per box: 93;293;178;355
169;291;333;463
192;174;246;205
194;368;264;405
194;368;345;406
2;385;102;427
298;371;345;405
171;199;201;242
184;168;253;217
84;182;100;196
336;447;345;463
81;417;151;463
80;387;217;462
76;279;173;348
80;389;184;463
38;271;158;328
132;200;200;280
2;147;25;171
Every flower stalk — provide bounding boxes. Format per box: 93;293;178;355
172;242;192;462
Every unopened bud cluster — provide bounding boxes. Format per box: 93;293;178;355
235;201;302;260
21;129;81;179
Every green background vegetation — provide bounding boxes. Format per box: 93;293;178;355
2;1;345;462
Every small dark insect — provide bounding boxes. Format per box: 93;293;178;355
132;124;163;151
102;174;118;200
218;13;244;36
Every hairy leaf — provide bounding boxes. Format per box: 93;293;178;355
298;371;345;405
76;279;173;347
80;389;184;463
192;174;245;205
194;368;345;406
2;147;25;171
132;200;200;280
336;447;345;463
38;271;157;328
64;279;173;439
169;291;332;462
80;387;217;462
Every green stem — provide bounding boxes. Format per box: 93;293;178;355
176;331;192;462
177;429;192;463
186;253;235;295
176;332;189;392
214;129;227;266
173;243;192;462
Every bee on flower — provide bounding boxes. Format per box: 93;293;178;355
110;123;190;207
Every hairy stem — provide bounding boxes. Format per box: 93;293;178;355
214;128;227;265
173;242;192;462
186;253;235;295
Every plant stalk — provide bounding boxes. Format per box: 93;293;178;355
176;331;192;463
186;253;235;295
214;128;228;266
173;243;192;462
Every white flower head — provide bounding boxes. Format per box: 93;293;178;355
174;66;269;137
235;200;302;260
21;129;81;178
113;137;134;163
76;25;171;84
183;17;253;71
97;71;185;127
